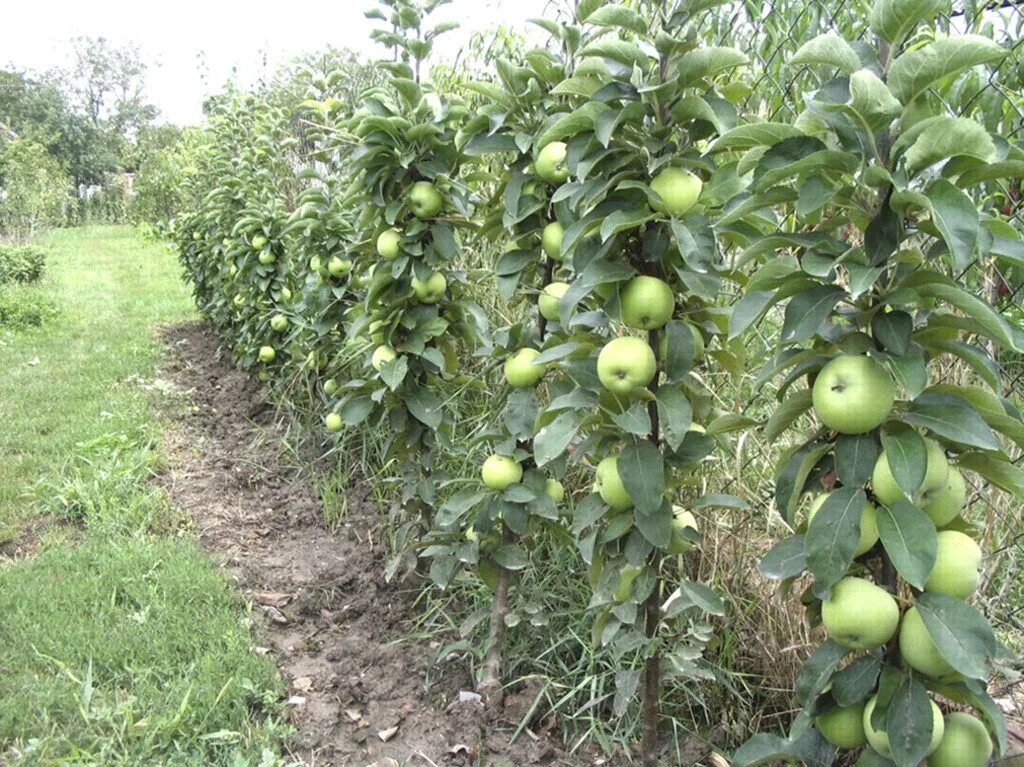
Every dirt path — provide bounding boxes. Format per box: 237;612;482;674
157;322;594;767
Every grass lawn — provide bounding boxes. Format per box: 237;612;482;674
0;226;287;765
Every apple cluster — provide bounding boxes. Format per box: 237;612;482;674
801;354;994;766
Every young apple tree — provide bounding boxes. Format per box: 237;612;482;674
726;6;1021;766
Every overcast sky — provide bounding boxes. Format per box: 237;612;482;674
2;0;554;125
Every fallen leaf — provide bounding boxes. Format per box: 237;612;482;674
262;605;289;625
292;676;313;692
252;591;293;608
365;759;399;767
287;696;307;707
377;725;399;743
345;709;363;723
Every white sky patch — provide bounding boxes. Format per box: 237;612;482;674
1;0;553;125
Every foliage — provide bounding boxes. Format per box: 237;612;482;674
0;244;47;283
159;0;1024;762
0;138;69;239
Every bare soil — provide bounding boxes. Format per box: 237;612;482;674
157;322;616;767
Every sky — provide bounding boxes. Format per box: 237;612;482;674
1;0;553;125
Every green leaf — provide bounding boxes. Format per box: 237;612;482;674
612;402;653;436
656;386;693;452
493;544;530;570
888;35;1008;105
835;434;879;488
957;159;1024;186
676;47;749;86
962;678;1009;755
405;386;443;428
729;289;778;339
534;410;582;467
671;580;726;616
579;39;649;67
586;4;647;33
789;32;861;73
914;281;1019;352
806;487;867;599
832;654;882;706
781;285;846;344
731;729;836;767
600;209;653;242
916;591;998;680
711;122;804;152
693;493;749;510
847;69;902;132
872;310;913;356
776;441;833;526
957;451;1024;497
796;639;850;704
764;389;813;442
619;440;665;516
905;118;996;173
537;102;609;149
876;501;937;590
663;320;696;382
881;429;927;498
902;392;999;450
870;0;948;44
758;535;807;581
340;396;374;426
886;676;935;767
926;180;979;272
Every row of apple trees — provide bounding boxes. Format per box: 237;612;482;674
170;0;1024;764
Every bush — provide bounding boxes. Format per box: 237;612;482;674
0;244;47;284
0;139;69;239
0;283;57;329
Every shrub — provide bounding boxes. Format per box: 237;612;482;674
0;283;57;329
0;244;47;284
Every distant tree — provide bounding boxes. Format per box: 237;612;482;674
0;139;68;240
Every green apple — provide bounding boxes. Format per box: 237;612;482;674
327;256;352;277
270;314;288;332
504;348;546;388
821;577;899;650
323;378;339;395
921;466;967;526
815;703;867;749
863;694;944;758
325;412;343;433
924;530;982;598
542;222;564;261
536;142;569;184
929;712;993;767
812;355;895;434
408;181;444;218
411;272;447;303
665;507;699;555
594;455;632;511
613;564;642;602
544;478;565;503
281;286;292;301
368;319;387;344
371;344;397;371
873;438;949;505
258;251;276;265
309;255;322;272
538;281;570;322
649;167;702;218
258;370;271;382
620;276;675;330
229;264;238;277
252;234;268;249
899;606;957;679
597;336;657;395
233;293;246;307
808;494;879;556
376;228;402;260
258;345;276;363
481;454;523;490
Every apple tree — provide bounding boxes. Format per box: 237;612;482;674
723;5;1022;766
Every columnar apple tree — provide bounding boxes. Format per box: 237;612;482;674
725;5;1021;766
325;23;489;577
459;0;763;760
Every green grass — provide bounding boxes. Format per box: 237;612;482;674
0;538;286;766
0;226;288;765
0;226;194;539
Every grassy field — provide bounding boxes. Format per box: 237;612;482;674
0;226;286;765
